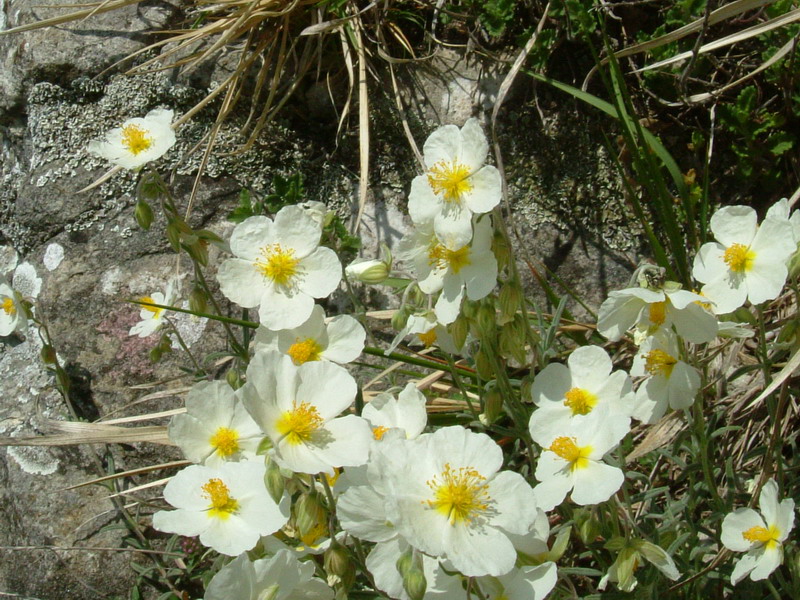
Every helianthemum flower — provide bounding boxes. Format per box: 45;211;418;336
88;108;176;170
254;304;365;365
383;426;539;577
533;417;629;511
528;345;633;446
217;205;342;330
0;281;27;336
152;460;289;556
129;281;176;338
693;205;795;314
630;330;701;424
238;351;371;475
204;549;333;600
721;479;795;585
362;383;428;443
408;118;502;250
168;380;263;467
399;217;497;324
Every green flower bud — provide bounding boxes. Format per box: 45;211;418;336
475;301;497;338
402;556;427;600
225;368;242;390
449;315;469;351
324;542;355;590
134;200;154;230
40;345;57;365
346;258;390;285
481;386;504;424
294;491;327;539
474;347;494;380
188;286;208;315
391;306;413;332
264;459;285;504
461;299;480;319
497;283;521;325
492;229;510;271
396;547;414;577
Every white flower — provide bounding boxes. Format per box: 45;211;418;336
528;345;633;447
152;460;289;556
253;305;365;365
693;205;795;314
476;563;558;600
88;108;176;170
386;312;463;356
217;206;342;331
168;380;263;467
721;479;795;585
204;549;333;600
630;331;701;424
299;200;334;228
129;281;176;338
765;198;800;243
533;416;629;511
0;281;27;336
597;284;718;344
239;351;372;475
399;217;497;325
408;118;501;250
362;383;428;443
383;426;539;577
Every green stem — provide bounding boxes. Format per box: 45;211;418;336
165;317;205;375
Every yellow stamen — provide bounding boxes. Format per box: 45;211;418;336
372;425;390;441
287;338;323;364
645;349;677;377
426;463;490;525
428;244;471;273
201;478;239;519
417;329;438;348
563;387;598;416
549;436;592;471
2;297;16;315
209;427;240;458
723;243;756;273
299;522;328;548
648;301;666;326
427;160;473;203
121;124;154;155
742;524;781;550
255;244;300;286
325;468;341;488
139;296;163;318
276;402;324;445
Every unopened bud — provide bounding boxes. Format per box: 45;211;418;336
264;459;285;504
391;306;413;332
324;542;355;590
225;368;242;390
396;547;414;577
189;286;208;314
401;553;427;600
492;229;510;270
475;301;497;338
499;320;527;365
461;299;480;319
497;283;521;325
40;345;57;365
134;200;154;230
346;258;390;285
449;315;469;350
474;347;494;380
294;491;327;538
482;386;504;424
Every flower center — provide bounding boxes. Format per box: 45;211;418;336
287;338;323;364
121;124;154;156
276;402;324;445
201;478;239;519
549;436;592;471
645;349;677;377
2;297;16;315
417;328;438;348
427;160;473;203
255;244;300;286
209;427;240;458
742;524;781;549
372;425;389;441
648;301;666;326
563;387;598;416
426;463;490;525
723;243;756;273
428;244;471;274
139;296;163;318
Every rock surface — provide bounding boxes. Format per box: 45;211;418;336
0;3;640;597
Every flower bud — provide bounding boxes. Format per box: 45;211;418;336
134;200;154;230
346;258;389;285
264;459;285;504
492;229;510;271
391;306;413;332
461;299;480;319
481;386;504;424
188;286;208;315
324;542;355;590
40;345;57;365
225;368;242;390
475;301;497;338
497;282;522;325
400;551;427;600
474;347;494;380
294;490;327;539
449;315;469;351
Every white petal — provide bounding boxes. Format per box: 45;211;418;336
568;345;612;390
447;521;517;576
434;274;464;324
298;247;342;298
486;471;538;535
701;276;747;315
730;551;760;585
748;545;782;581
710;205;757;247
434;207;474;251
692;242;726;285
311;415;372;469
463;166;501;214
217;259;269;308
458;118;489;171
597;293;645;341
461;251;497;301
258;288;314;330
323;315;366;363
721;508;765;552
408;175;443;225
296;361;357;420
274;205;322;258
570;462;624;505
230;216;275;260
423;124;461;168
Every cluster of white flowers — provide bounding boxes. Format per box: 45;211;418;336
80;113;800;597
